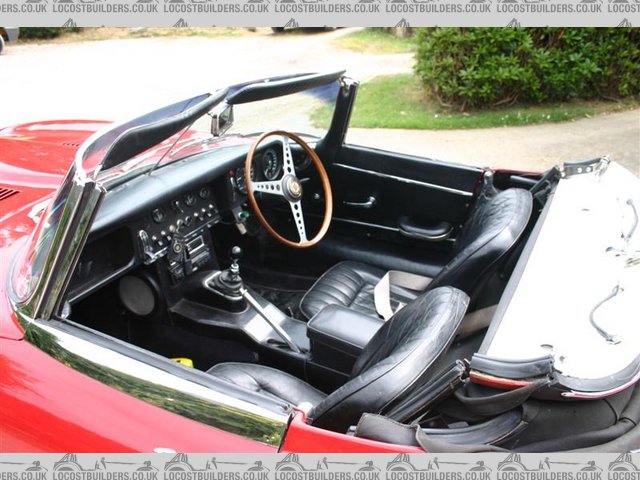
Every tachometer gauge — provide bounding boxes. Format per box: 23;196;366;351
184;193;197;207
262;149;282;180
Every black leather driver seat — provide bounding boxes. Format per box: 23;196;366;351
300;188;533;320
207;287;469;432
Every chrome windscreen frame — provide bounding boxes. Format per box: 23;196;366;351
10;98;292;448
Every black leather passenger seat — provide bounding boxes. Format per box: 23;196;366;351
208;286;469;432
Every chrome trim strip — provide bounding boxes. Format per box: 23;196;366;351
332;163;474;197
561;368;640;399
15;169;104;320
332;216;399;233
19;313;290;447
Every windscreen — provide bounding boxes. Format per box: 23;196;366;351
225;81;340;139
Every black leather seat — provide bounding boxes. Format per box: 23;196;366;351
300;188;533;320
208;287;469;432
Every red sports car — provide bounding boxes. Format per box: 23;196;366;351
1;72;638;453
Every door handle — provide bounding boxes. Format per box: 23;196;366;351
343;196;377;209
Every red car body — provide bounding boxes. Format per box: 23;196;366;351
2;76;638;453
0;120;421;453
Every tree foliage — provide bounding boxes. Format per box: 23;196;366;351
414;28;640;110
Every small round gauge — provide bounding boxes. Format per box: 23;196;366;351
294;154;312;172
199;187;210;199
184;193;197;207
151;208;165;224
262;149;282;180
234;167;254;195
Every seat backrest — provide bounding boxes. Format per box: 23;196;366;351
308;287;469;432
428;188;533;298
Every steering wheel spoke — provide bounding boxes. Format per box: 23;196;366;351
281;135;296;176
253;180;284;196
289;200;308;243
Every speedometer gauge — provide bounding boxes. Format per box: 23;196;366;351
262;149;282;180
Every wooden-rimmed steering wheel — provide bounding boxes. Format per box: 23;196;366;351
245;130;333;248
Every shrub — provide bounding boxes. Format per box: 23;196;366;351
19;27;81;40
414;28;640;110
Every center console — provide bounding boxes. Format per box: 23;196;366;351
170;245;385;392
171;246;311;377
306;305;384;390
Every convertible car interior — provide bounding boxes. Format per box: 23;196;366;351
12;71;638;452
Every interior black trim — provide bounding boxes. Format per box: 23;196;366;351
227;71;345;105
470;354;554;379
102;90;228;170
93;144;249;236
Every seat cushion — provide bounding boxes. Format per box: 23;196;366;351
299;261;419;320
207;362;326;406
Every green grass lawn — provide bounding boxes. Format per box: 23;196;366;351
333;29;415;54
311;74;640;130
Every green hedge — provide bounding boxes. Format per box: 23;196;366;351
19;27;81;40
414;28;640;109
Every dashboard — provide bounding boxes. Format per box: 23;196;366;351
68;139;314;303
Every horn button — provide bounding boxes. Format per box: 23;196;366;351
283;175;303;202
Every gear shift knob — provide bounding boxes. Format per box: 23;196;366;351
230;246;242;264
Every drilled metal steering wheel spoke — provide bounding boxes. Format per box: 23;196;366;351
289;200;308;243
281;135;296;177
252;180;284;196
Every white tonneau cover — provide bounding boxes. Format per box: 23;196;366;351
478;159;640;397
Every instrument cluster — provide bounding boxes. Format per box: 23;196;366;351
232;146;312;195
144;183;220;252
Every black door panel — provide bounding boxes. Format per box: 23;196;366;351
341;145;482;193
330;145;481;232
330;162;475;230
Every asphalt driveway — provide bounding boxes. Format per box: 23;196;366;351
1;28;638;175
